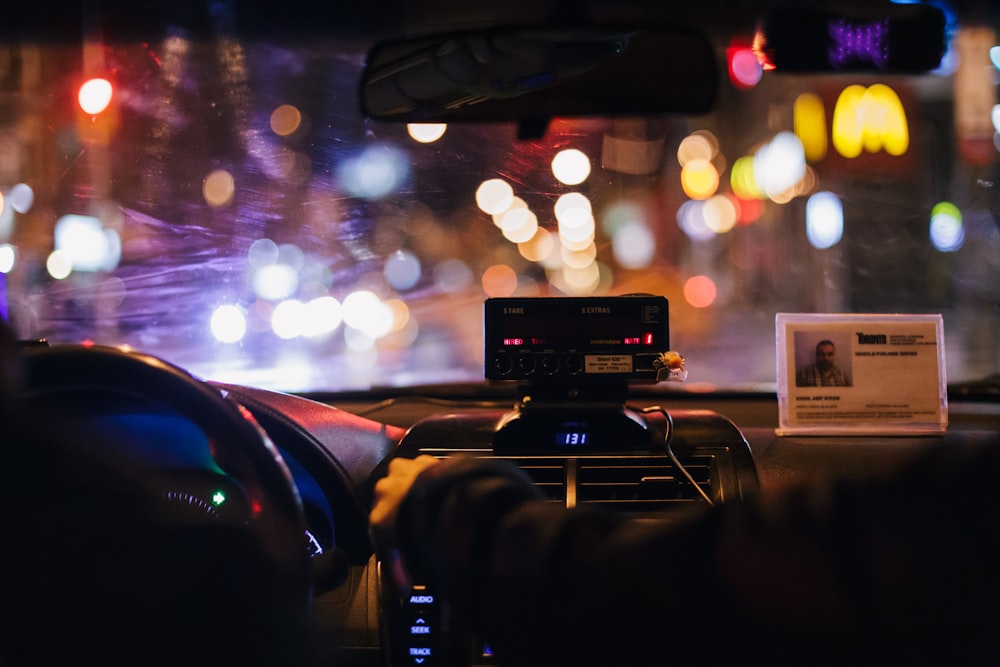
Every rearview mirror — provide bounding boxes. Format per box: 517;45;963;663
359;26;719;132
761;3;948;73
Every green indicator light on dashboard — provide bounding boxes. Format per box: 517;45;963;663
212;491;226;506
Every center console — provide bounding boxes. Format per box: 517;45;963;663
379;296;759;666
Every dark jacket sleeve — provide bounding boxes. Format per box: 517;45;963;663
395;446;1000;666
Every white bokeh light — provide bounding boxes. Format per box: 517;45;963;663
54;214;121;272
46;250;73;279
253;263;299;301
476;179;515;215
929;203;964;252
343;290;394;339
9;183;34;214
338;145;409;200
612;222;656;268
755;132;806;200
407;123;447;143
211;304;248;343
0;244;15;273
271;299;308;339
551;149;591;185
302;296;343;337
384;250;422;290
805;191;844;249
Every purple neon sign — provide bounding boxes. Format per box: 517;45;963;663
828;19;890;69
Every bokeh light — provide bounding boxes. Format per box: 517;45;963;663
338;144;410;200
612;222;656;268
561;242;597;269
492;196;527;227
303;296;344;337
500;207;539;244
684;275;717;308
407;123;448;143
677;200;715;241
203;169;236;208
211;304;247;343
272;299;307;339
518;228;556;263
248;238;280;269
703;195;739;234
434;259;473;293
680;158;719;200
270;104;302;136
805;191;844;249
677;131;718;166
929;201;964;252
476;178;515;215
0;244;15;273
754;132;806;200
556;262;602;294
727;46;763;89
54;214;121;272
794;92;828;162
482;264;518;297
9;183;34;214
384;250;422;290
343;290;393;338
46;250;73;280
78;78;113;115
253;263;299;301
730;156;764;200
551;148;591;185
555;193;595;247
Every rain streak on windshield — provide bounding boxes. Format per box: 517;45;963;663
0;4;998;392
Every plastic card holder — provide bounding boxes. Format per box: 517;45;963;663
776;313;947;436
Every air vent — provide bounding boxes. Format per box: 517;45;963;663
419;452;718;514
506;455;715;512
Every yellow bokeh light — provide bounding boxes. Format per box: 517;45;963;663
794;92;828;162
680;158;719;200
730;156;764;200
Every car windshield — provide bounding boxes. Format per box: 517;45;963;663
1;3;996;393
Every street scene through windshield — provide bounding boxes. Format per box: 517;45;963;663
1;4;997;392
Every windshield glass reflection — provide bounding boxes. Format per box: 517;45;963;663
1;7;997;392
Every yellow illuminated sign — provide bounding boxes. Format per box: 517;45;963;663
831;84;909;158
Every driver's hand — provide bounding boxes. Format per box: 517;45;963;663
370;455;441;588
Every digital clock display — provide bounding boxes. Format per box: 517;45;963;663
555;430;589;446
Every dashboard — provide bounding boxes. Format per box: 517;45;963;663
7;342;1000;666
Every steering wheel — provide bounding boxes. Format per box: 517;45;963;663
13;343;313;611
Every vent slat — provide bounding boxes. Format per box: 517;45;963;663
421;451;717;510
514;455;714;507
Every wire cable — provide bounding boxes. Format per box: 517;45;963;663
638;405;714;506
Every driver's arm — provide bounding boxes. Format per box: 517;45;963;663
370;446;1000;666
